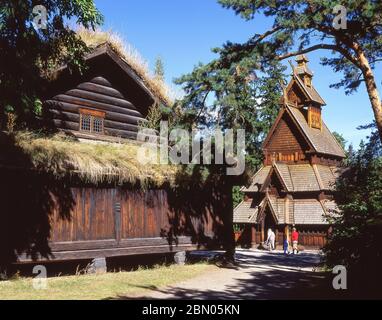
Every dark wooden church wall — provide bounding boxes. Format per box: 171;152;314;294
44;76;147;140
296;226;327;248
237;224;328;249
264;114;310;164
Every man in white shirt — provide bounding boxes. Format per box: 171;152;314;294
266;228;276;251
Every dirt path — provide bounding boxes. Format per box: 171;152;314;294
120;249;337;300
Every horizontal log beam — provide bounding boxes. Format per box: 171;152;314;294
53;119;79;131
48;107;143;130
90;76;112;87
105;127;139;140
104;119;139;133
49;237;192;252
48;95;143;118
77;82;125;99
67;89;139;111
17;244;195;262
52;119;140;140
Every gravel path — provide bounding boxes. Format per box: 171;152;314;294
120;249;337;300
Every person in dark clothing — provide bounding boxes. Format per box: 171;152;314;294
283;234;290;255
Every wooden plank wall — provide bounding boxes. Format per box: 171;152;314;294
264;114;309;165
48;187;217;259
51;188;118;242
44;76;146;140
238;224;327;249
298;230;327;248
287;82;305;106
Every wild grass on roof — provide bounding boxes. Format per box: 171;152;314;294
7;131;178;188
76;28;177;105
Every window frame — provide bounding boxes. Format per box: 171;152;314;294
79;108;106;135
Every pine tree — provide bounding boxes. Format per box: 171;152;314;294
333;131;347;150
203;0;382;142
154;56;165;81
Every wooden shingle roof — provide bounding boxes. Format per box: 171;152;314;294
262;104;346;159
265;196;294;224
233;200;260;223
289;164;320;191
234;196;334;225
293;199;329;225
314;165;341;190
321;199;340;216
286;104;346;158
246;162;343;194
273;163;293;191
293;74;326;106
241;166;271;192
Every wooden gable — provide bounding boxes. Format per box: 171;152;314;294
263;110;311;165
286;80;309;107
43;45;158;141
261;168;285;195
281;70;326;108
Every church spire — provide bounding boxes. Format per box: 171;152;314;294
295;55;313;87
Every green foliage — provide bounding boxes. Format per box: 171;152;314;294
175;0;382;170
332;131;347;150
141;102;163;131
324;125;382;297
176;52;284;172
216;0;382;90
213;1;382;142
0;0;103;128
232;186;244;208
154;56;165;81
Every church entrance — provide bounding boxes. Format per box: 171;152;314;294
262;208;277;243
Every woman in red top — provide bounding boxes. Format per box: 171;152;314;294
291;228;299;254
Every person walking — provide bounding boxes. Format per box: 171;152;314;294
283;234;290;255
266;228;276;251
291;227;299;254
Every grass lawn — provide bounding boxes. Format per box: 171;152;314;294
0;263;217;300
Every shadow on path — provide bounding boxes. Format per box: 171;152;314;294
106;250;347;300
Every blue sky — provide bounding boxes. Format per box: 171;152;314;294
95;0;379;148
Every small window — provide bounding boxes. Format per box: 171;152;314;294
93;117;104;133
79;109;105;134
305;76;312;88
80;114;92;132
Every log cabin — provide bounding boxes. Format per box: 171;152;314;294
234;55;346;249
0;43;226;269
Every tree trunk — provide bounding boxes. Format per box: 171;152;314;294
357;50;382;143
221;182;235;263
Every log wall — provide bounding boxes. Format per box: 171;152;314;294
44;76;147;140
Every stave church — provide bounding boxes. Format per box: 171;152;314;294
234;55;346;249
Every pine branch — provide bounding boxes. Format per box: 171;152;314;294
277;44;338;60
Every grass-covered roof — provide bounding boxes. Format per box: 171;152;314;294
76;28;176;105
0;131;179;188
